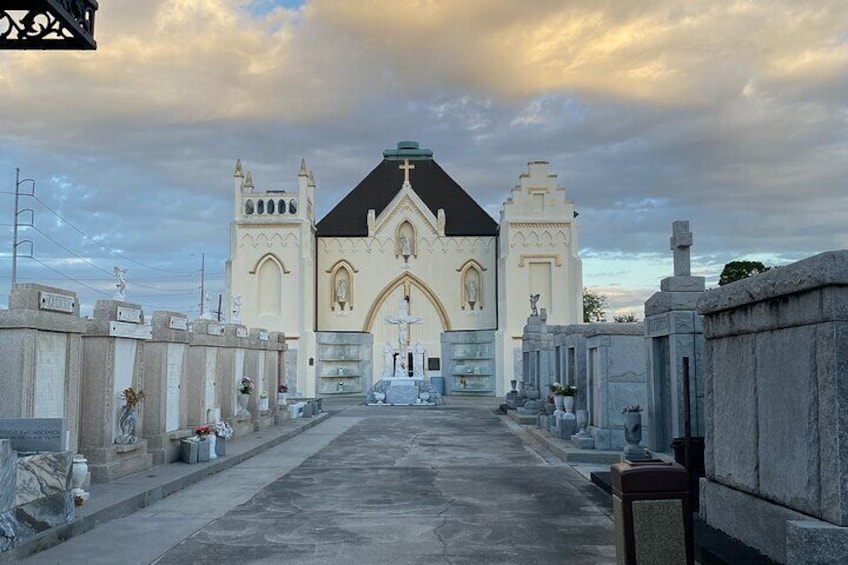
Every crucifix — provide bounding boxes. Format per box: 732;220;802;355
385;297;422;376
399;159;415;186
670;220;693;277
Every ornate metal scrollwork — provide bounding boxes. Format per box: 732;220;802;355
0;0;98;50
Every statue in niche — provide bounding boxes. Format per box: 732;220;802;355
413;341;425;378
113;266;128;300
465;276;478;307
530;293;540;316
335;278;348;307
399;233;412;257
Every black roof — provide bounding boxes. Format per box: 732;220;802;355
316;158;498;237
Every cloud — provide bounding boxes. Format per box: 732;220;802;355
0;0;846;316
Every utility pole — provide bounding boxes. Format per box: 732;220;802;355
11;168;35;286
199;252;205;315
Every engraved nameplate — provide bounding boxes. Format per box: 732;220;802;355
168;316;188;331
259;331;269;342
109;322;152;339
39;291;75;313
207;324;223;336
117;306;142;324
236;327;248;338
0;418;66;452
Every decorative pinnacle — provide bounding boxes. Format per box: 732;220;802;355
234;159;243;177
299;158;308;176
244;171;254;188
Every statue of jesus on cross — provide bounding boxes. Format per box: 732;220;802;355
385;297;422;376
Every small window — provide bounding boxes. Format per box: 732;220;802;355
427;357;440;371
245;200;254;215
289;199;297;214
279;199;285;214
257;200;265;214
267;200;275;214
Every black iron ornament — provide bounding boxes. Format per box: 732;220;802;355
0;0;98;50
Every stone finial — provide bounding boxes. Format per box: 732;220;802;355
670;220;693;277
299;158;308;176
244;171;254;189
234;159;243;177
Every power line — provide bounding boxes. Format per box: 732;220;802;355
28;256;112;297
28;193;197;275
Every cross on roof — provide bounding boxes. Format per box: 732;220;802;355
399;159;415;185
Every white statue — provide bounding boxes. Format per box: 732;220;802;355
231;294;242;323
382;342;394;378
530;293;540;316
399;233;412;257
385;298;422;366
413;341;425;378
394;359;407;378
465;277;478;305
336;278;348;305
113;266;128;300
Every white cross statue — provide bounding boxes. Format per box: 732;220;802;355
399;159;415;186
385;298;421;375
670;220;693;277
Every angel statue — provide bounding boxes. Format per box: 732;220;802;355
113;266;128;300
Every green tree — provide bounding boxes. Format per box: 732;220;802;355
583;288;608;322
614;313;638;323
718;261;770;286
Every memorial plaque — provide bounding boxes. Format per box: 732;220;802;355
117;306;142;324
236;327;248;338
109;322;153;339
207;324;223;336
386;382;419;405
169;316;188;331
39;291;75;313
0;418;65;452
259;331;269;342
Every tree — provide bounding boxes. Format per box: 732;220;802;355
583;288;608;322
614;313;638;323
718;261;770;286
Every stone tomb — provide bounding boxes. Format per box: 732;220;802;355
142;312;191;464
186;319;226;428
643;221;705;453
244;328;277;431
0;284;87;452
365;378;443;406
698;251;848;564
80;299;153;483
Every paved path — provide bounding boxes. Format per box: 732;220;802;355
23;399;616;564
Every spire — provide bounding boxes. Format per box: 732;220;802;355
234;159;243;177
299;158;308;176
244;170;254;188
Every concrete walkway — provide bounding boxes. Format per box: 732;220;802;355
18;397;617;565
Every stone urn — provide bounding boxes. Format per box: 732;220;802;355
72;455;88;493
563;395;575;416
575;409;589;438
115;406;139;445
623;411;645;458
237;393;251;419
554;395;565;411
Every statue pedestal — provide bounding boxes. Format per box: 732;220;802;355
365;378;443;406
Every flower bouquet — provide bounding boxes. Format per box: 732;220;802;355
239;376;254;395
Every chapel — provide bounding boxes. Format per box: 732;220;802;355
226;141;583;396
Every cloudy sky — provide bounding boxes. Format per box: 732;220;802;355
1;0;846;318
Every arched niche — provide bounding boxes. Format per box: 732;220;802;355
327;260;357;312
245;199;254;215
363;273;451;333
396;220;416;259
257;199;265;214
457;259;486;310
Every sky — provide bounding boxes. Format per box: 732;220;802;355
1;0;846;319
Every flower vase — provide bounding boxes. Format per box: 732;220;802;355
72;455;88;492
575;409;589;438
215;436;227;456
564;396;575;416
208;434;217;459
554;395;565;411
237;393;251;419
623;412;646;459
197;437;211;462
115;406;138;445
259;396;269;412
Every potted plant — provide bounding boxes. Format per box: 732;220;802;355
214;420;233;456
550;383;565;411
116;387;144;445
259;390;269;412
277;383;289;406
237;376;254;419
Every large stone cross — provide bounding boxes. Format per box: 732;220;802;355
385;298;422;367
670;220;693;277
399;159;415;185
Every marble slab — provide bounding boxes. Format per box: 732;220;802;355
0;418;65;452
386;381;419;405
15;451;72;506
0;440;15;512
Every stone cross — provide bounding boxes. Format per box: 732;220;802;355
670;220;693;276
399;159;415;185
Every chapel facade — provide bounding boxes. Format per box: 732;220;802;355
226;141;582;396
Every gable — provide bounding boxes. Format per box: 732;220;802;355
316;157;498;237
